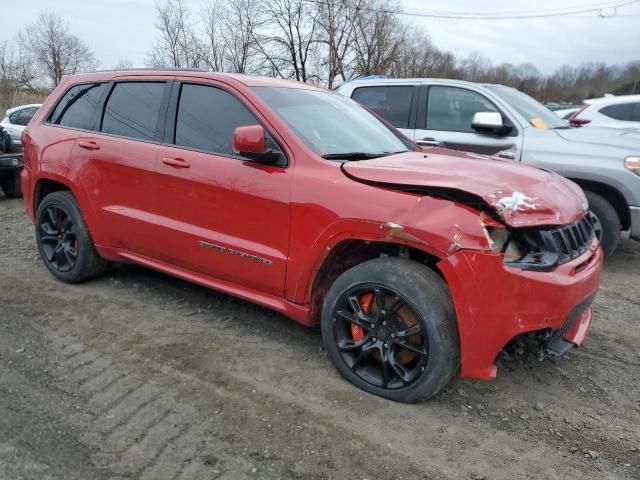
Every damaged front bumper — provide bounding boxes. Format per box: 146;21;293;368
438;238;603;380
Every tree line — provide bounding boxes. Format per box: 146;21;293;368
1;1;639;113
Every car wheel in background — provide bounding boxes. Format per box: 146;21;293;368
585;191;621;258
321;257;459;403
0;174;22;198
35;191;110;283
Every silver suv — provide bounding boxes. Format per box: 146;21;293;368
337;78;640;257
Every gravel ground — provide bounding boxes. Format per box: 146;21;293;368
1;192;639;480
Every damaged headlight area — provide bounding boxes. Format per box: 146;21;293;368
485;212;598;271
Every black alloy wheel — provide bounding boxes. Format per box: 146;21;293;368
38;204;78;272
333;285;429;389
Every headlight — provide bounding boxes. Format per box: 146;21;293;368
625;156;640;175
486;227;522;261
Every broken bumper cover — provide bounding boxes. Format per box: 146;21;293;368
438;239;603;380
630;206;640;241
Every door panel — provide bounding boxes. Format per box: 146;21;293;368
155;145;290;296
73;135;161;255
154;81;291;296
415;85;522;159
70;80;169;255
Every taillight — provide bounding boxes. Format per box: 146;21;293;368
568;106;589;126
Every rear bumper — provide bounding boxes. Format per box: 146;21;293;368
439;239;603;380
630;206;640;241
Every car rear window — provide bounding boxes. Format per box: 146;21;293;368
352;86;414;128
101;82;166;141
49;83;108;130
599;103;633;121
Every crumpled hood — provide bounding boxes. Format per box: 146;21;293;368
553;126;640;151
342;149;588;227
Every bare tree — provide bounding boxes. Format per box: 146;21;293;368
148;0;202;68
222;0;261;74
352;0;405;77
18;12;96;86
201;0;228;71
315;0;362;88
253;0;319;81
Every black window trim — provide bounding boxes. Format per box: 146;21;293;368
419;84;519;137
99;80;172;143
45;81;111;135
164;80;289;167
351;84;419;130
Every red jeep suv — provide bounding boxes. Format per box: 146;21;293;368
21;70;603;402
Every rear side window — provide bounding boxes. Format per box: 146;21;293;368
12;107;38;126
599;103;632;121
631;103;640;122
49;83;107;130
352;86;414;128
426;86;498;133
174;83;259;155
102;82;166;141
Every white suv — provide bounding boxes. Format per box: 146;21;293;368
569;95;640;129
0;104;42;151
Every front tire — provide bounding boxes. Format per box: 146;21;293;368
321;257;459;403
585;191;620;258
36;191;109;283
0;174;22;198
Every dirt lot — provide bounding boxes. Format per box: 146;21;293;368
1;192;639;480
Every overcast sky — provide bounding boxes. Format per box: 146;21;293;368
5;0;640;74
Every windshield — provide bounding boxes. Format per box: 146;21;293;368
253;87;411;159
485;85;567;130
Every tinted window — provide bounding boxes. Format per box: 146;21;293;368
427;86;498;133
102;82;165;141
631;103;640;122
9;110;20;124
352;86;414;128
175;84;259;155
50;83;107;130
599;103;632;121
15;107;38;126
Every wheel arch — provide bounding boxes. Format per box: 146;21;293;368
304;237;444;326
32;172;100;244
569;178;630;230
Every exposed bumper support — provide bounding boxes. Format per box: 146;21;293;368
630;206;640;241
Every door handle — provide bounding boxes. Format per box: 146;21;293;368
416;137;441;147
78;140;100;150
498;150;516;159
162;157;190;169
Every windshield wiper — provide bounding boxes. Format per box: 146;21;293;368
321;151;406;160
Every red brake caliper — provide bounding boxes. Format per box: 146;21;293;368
351;293;373;342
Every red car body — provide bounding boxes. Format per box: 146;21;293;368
21;70;602;381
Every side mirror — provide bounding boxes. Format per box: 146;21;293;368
233;124;283;165
471;112;511;135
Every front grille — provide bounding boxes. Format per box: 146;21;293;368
545;213;597;264
506;213;597;271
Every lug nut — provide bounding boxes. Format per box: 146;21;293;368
382;321;387;326
370;323;375;329
372;337;377;342
390;333;395;338
384;343;388;348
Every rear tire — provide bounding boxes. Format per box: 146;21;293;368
0;174;22;198
36;191;109;283
585;191;620;258
321;257;459;403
